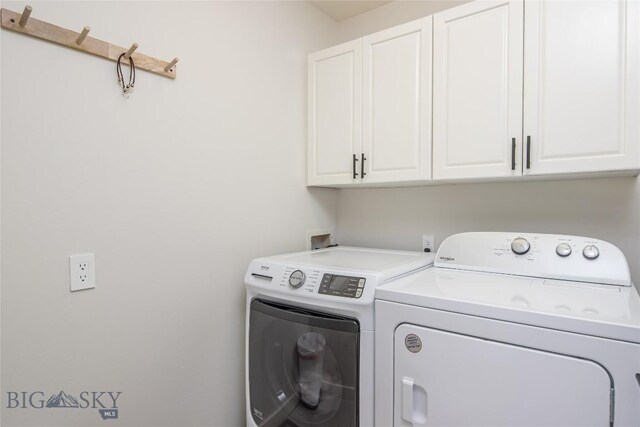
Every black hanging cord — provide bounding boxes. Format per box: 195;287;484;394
116;53;124;90
116;52;136;96
131;56;136;89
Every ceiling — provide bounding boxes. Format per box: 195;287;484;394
310;1;394;21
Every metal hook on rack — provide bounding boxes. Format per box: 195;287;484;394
18;5;31;27
76;26;90;45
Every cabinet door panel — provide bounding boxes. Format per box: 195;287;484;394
308;40;362;186
524;0;640;175
433;1;523;180
363;18;432;183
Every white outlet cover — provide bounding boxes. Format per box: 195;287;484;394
422;234;435;253
69;253;95;292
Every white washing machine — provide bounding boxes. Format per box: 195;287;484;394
245;246;435;427
375;232;640;427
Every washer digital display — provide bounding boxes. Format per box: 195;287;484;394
329;276;350;291
318;274;365;298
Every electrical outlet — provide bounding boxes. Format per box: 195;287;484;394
69;254;95;292
422;235;435;253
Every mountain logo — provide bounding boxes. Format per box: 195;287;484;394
7;389;121;420
45;391;80;408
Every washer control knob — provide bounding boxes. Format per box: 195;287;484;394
555;243;572;257
582;245;600;260
511;237;531;255
288;270;306;288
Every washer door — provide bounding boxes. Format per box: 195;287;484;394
249;299;359;427
394;324;613;426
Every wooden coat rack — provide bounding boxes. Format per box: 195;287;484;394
1;6;179;79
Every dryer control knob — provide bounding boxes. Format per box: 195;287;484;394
582;245;600;260
556;243;572;257
288;270;306;288
511;237;530;255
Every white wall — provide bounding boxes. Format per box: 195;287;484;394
336;1;640;287
0;2;339;426
337;179;640;286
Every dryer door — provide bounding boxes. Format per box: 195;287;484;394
249;299;359;427
394;324;612;426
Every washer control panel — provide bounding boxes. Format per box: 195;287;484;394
318;274;366;298
278;266;321;294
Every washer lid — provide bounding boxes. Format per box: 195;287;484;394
266;247;434;283
376;268;640;343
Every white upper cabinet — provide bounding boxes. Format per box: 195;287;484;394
362;18;433;183
308;0;639;187
523;0;640;175
308;40;362;186
432;0;524;180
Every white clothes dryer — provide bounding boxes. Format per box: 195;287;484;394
245;246;434;427
375;232;640;427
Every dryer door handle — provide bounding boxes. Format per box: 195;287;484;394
402;376;428;425
402;377;415;424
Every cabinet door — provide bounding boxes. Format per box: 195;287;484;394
523;0;640;175
362;18;432;183
308;40;362;186
433;1;524;180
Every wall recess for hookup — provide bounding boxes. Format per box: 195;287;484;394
306;228;334;250
69;253;95;292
